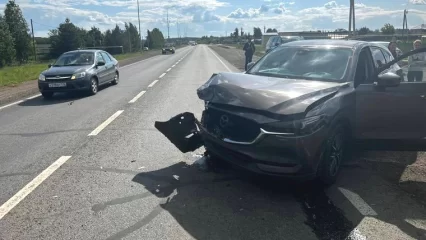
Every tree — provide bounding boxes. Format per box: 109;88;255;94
0;14;15;66
4;0;31;63
381;23;395;35
149;28;165;49
233;27;239;38
358;27;370;35
49;18;84;58
253;27;262;38
266;28;277;33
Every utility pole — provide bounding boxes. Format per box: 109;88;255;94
30;19;36;61
137;0;142;50
167;8;170;39
264;25;266;33
348;0;355;38
403;9;408;41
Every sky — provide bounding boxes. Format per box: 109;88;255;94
1;0;426;38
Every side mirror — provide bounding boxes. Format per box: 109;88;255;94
97;61;105;66
247;61;256;70
48;64;52;68
375;72;401;88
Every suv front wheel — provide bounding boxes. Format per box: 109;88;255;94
318;124;348;185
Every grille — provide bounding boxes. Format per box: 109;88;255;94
45;74;72;82
202;108;260;142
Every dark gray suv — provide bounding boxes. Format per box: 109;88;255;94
38;50;119;99
155;40;426;185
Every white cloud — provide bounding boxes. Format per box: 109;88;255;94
409;0;426;4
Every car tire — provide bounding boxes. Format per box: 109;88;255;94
41;92;54;99
89;77;98;95
111;72;119;85
317;124;348;185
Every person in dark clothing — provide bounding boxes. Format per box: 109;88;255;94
243;38;256;71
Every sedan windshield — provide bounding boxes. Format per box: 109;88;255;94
53;52;95;67
248;46;353;82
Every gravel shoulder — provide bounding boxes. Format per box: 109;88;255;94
208;44;426;204
0;49;172;107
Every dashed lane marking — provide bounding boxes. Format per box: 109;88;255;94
88;110;124;136
128;90;146;103
148;80;159;88
159;73;166;79
338;187;378;216
166;68;171;72
0;156;72;220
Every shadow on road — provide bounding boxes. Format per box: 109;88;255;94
99;160;362;240
17;84;113;107
87;151;426;240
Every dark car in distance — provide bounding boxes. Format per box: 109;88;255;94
162;44;175;54
155;40;426;185
38;50;119;99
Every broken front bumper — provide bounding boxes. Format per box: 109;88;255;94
155;112;328;179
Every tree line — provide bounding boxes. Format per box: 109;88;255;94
0;0;167;67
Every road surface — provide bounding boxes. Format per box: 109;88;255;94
0;45;425;240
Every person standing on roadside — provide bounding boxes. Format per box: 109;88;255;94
408;40;426;82
243;37;256;71
388;41;400;59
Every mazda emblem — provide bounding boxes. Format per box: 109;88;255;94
219;115;229;128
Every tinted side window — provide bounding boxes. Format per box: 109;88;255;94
355;48;375;86
101;52;111;63
370;47;386;68
96;53;105;63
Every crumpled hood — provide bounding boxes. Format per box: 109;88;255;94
43;65;91;75
197;72;347;115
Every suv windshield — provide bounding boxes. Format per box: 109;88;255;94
53;52;95;67
248;46;353;82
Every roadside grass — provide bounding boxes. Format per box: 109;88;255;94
0;51;146;87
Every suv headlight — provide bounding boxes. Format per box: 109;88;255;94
71;72;86;80
38;74;45;81
262;115;328;136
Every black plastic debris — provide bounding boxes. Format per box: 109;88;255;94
155;112;204;153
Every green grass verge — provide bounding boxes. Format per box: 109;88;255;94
0;52;146;87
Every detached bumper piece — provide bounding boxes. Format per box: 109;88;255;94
154;112;204;153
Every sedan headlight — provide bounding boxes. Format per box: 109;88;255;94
38;74;45;81
71;72;86;80
262;115;328;136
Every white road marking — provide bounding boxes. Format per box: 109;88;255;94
88;110;124;136
0;100;24;111
172;64;176;67
26;94;41;100
166;68;171;72
128;90;146;103
338;187;378;216
207;47;232;72
148;80;159;88
0;156;72;220
159;73;166;79
0;93;43;111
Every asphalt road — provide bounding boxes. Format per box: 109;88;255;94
0;45;425;240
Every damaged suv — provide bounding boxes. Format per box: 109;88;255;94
156;40;426;185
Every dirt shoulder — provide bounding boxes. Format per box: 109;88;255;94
0;48;176;106
209;44;426;204
209;45;262;71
